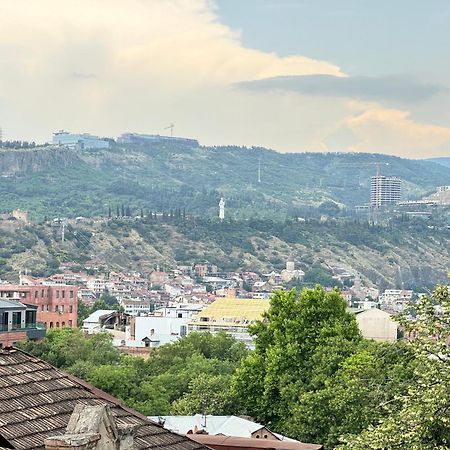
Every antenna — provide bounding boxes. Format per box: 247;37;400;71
258;158;261;183
164;123;174;137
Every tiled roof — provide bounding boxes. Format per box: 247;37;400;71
0;348;206;450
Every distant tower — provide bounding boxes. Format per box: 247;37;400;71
286;254;295;272
219;198;225;220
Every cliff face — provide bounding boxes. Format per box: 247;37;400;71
0;147;77;175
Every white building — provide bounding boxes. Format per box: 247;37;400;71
353;308;398;341
53;131;110;150
125;303;205;348
81;310;116;334
122;300;152;316
150;415;296;441
379;289;413;311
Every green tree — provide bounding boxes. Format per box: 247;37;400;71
340;286;450;450
232;287;361;436
171;373;234;415
287;341;415;449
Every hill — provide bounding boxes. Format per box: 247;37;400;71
426;157;450;169
0;143;449;219
1;216;448;290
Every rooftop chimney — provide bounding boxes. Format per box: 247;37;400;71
45;403;136;450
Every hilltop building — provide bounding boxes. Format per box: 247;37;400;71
370;175;401;207
281;255;305;283
53;130;110;149
188;297;269;348
118;132;198;147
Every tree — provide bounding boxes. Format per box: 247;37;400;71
232;287;361;437
287;341;415;449
340;286;450;450
171;374;235;415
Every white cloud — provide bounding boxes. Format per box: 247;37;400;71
0;0;448;159
345;107;450;157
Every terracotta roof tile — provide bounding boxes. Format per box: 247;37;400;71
0;349;207;450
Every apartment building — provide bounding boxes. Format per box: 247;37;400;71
370;176;401;207
0;283;78;329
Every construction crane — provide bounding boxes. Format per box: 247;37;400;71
164;123;174;137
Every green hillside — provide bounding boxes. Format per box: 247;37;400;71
0;143;449;219
1;216;448;291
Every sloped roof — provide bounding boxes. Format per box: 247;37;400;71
187;435;322;450
148;415;295;442
0;348;206;450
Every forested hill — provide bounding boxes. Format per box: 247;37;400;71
0;143;448;219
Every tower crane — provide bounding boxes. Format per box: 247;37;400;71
164;124;174;137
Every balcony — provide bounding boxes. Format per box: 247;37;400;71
0;322;46;339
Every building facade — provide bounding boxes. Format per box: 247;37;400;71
53;131;110;149
0;299;45;347
0;284;78;329
370;176;401;207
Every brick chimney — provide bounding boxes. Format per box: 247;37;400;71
45;403;136;450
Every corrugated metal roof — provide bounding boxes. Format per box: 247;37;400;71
0;348;207;450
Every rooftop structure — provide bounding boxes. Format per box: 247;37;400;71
53;131;110;150
188;435;322;450
0;347;207;450
0;299;45;347
188;297;269;348
149;415;296;442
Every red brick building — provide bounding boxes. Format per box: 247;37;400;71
0;283;78;329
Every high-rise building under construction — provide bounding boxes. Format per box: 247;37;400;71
370;176;401;207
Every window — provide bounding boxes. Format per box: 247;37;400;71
62;321;65;327
69;290;74;298
56;322;59;328
69;305;73;313
41;305;44;311
41;289;45;298
68;320;72;327
49;322;54;328
34;290;38;299
55;306;58;312
60;305;64;313
62;290;65;298
56;290;59;299
46;305;49;312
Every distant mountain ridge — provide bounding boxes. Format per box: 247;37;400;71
426;157;450;169
0;143;449;219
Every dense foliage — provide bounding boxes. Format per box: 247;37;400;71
0;144;448;220
19;285;450;449
19;329;248;416
340;285;450;449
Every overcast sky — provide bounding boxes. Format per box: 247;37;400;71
0;0;449;158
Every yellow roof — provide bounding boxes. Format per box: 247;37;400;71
189;297;269;326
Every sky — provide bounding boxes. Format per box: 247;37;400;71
0;0;449;158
